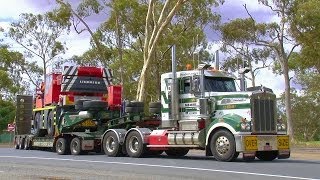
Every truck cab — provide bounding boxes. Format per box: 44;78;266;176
156;64;290;161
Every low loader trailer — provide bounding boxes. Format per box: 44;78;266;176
14;59;290;161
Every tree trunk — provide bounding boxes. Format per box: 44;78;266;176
282;59;294;142
136;0;186;101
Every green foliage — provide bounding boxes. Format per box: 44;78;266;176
291;92;320;141
8;11;70;81
0;46;29;99
290;0;320;71
0;100;15;131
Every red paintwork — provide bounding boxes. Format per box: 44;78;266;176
78;67;103;77
148;130;169;146
108;85;122;108
35;66;120;107
44;73;62;106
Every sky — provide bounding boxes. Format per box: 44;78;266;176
0;0;292;97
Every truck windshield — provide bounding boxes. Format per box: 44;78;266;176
204;77;236;92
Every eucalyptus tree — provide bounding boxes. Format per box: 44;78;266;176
218;0;299;141
8;9;70;83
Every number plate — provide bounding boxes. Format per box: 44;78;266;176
244;136;258;151
277;136;289;150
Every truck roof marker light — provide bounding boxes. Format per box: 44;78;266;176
186;64;192;70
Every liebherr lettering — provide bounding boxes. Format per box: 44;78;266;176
79;80;101;85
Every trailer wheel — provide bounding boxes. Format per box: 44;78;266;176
210;129;237;162
165;148;189;157
70;137;82;155
14;137;19;149
19;138;25;150
125;131;145;158
56;138;70;155
149;102;161;108
103;132;122;157
149;107;161;114
125;106;144;113
24;137;30;150
256;151;278;161
47;111;55;137
126;101;144;107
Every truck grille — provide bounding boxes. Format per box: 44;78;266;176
251;93;276;133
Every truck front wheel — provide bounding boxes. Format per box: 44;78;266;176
70;137;82;155
103;132;122;157
210;129;237;162
256;151;278;161
56;138;70;155
125;131;145;158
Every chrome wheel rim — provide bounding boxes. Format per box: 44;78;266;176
71;140;79;154
57;141;63;153
129;136;139;153
215;136;230;155
106;136;116;152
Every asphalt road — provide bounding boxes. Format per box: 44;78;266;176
0;148;319;180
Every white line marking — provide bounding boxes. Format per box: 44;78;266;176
0;156;318;180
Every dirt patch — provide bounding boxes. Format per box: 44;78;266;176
291;148;320;160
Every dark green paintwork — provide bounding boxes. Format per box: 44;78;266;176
207;114;244;133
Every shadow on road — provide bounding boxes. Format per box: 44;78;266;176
143;154;320;165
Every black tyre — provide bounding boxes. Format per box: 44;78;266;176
56;138;70;155
149;102;161;108
147;150;164;156
125;131;145;158
125;106;144;113
75;99;89;110
103;131;122;157
256;151;278;161
14;137;19;149
47;111;55;137
126;101;144;107
149;107;161;114
33;113;41;136
165;148;189;157
210;130;237;162
19;138;25;150
70;137;82;155
83;100;108;110
24;137;30;150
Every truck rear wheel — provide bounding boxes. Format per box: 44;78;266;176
70;137;82;155
165;148;189;157
125;131;145;158
103;132;122;157
56;138;70;155
256;151;278;161
14;137;19;149
210;129;237;162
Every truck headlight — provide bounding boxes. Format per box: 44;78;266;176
277;123;286;131
240;118;251;131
